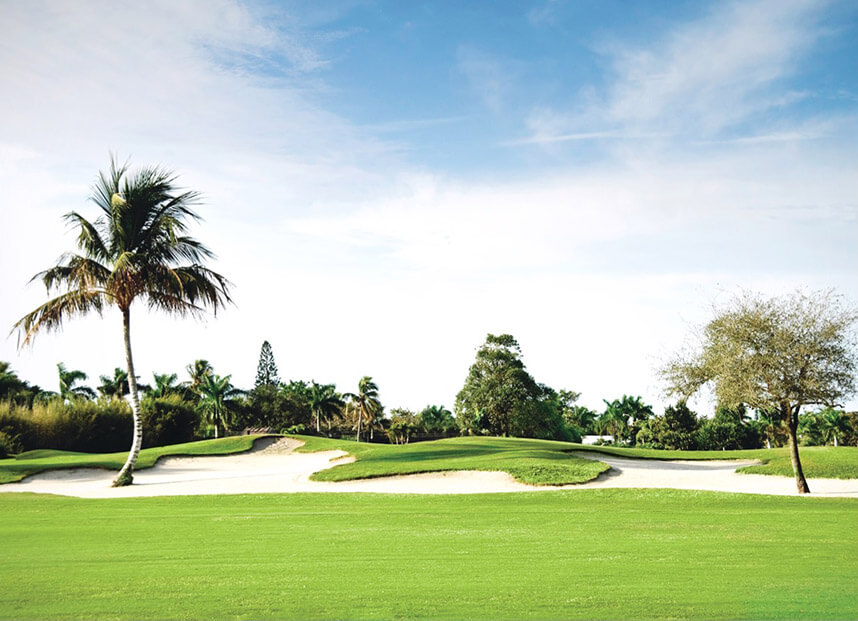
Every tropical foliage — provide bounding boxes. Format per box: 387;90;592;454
13;157;232;485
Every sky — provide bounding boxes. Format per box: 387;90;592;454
1;0;856;415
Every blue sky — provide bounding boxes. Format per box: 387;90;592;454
1;0;856;414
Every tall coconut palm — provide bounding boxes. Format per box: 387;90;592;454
57;363;96;402
309;381;344;434
344;376;382;442
198;373;242;438
14;156;231;486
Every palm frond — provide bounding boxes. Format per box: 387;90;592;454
14;290;107;347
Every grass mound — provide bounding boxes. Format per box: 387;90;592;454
294;435;610;485
0;435;261;484
572;444;858;479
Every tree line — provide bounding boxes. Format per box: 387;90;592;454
8;156;856;493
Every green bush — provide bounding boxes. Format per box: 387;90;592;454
0;430;21;458
142;394;200;448
0;399;132;453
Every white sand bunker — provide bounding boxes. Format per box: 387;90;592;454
1;438;856;498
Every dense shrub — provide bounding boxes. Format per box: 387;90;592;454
636;401;700;450
696;405;761;450
0;399;132;453
0;430;21;458
141;394;200;448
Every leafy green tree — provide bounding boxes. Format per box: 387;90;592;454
344;376;382;442
455;334;544;437
696;404;760;450
98;368;130;400
57;363;96;401
661;290;857;493
14;157;232;486
637;400;699;450
563;405;598;436
309;382;344;434
419;404;457;436
388;408;422;444
254;340;280;388
198;373;242;438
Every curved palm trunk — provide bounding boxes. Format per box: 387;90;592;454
113;309;142;487
785;404;810;494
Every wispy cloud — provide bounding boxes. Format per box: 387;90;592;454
456;46;517;113
524;0;829;143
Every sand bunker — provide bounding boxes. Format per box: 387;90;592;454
2;438;856;498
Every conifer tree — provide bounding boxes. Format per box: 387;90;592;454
254;340;280;388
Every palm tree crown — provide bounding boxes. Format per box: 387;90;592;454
14;156;232;486
57;362;96;401
344;376;382;442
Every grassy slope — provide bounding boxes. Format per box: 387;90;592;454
0;436;260;484
574;444;858;479
294;435;610;485
1;490;856;620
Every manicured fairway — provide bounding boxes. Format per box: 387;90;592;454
1;490;856;620
298;435;610;484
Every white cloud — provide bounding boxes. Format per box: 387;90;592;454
526;0;828;141
1;0;855;416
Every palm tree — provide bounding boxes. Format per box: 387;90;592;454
98;367;130;400
14;156;231;486
308;382;344;434
57;363;96;401
152;372;181;398
817;408;849;447
344;376;382;442
599;399;629;445
198;373;242;438
754;408;781;449
184;359;213;396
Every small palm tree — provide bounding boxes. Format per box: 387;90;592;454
344;376;382;442
599;399;629;445
184;359;213;396
309;382;344;434
817;408;849;447
57;363;96;401
198;373;242;438
152;372;181;398
98;367;130;400
14;156;231;486
754;408;781;449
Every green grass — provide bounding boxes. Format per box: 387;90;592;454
293;435;611;485
1;490;855;620
0;436;261;484
574;444;858;479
